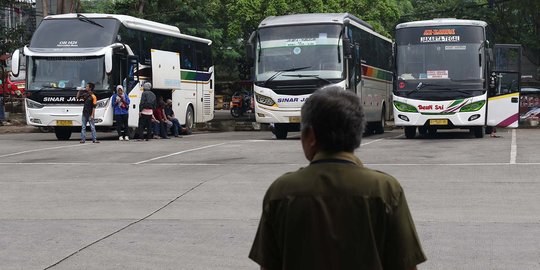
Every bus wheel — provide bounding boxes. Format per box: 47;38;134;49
404;126;416;139
373;108;385;134
273;124;288;139
473;126;484;138
230;107;242;118
418;126;428;135
184;106;194;135
54;127;72;141
485;126;493;134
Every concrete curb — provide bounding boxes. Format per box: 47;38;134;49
0;125;40;134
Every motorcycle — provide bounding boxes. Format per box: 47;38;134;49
230;90;253;118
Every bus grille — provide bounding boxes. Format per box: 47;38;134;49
271;84;319;95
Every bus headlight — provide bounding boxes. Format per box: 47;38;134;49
96;98;109;109
393;101;417;112
459;100;485;112
26;99;44;109
255;93;275;106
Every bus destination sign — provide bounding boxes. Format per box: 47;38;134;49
420;29;460;43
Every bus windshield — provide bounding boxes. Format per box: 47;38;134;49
27;56;110;91
396;25;485;90
30;18;119;49
255;24;343;82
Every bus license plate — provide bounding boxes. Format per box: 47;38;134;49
429;119;448;125
57;120;73;126
289;116;301;123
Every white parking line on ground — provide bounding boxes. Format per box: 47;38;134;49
133;143;227;165
510;129;517;164
361;134;403;146
0;144;88;158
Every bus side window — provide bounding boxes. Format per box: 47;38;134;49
182;42;194;69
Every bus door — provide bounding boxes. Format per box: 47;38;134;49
126;56;141;127
487;44;521;128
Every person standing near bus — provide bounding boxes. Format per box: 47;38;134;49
112;85;130;141
76;82;99;143
0;95;5;126
249;86;426;270
137;82;156;141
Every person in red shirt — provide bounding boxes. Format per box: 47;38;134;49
152;99;170;139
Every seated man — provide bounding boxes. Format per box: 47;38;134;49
152;100;170;139
164;99;182;137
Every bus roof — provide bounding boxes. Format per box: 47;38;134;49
396;18;488;29
258;13;392;43
259;13;373;30
44;13;212;45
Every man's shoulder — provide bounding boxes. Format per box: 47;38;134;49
267;164;403;202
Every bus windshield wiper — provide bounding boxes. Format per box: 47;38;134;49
263;66;311;87
406;82;434;97
282;74;333;84
77;14;104;28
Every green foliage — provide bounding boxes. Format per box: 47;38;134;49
79;0;540;79
0;1;32;56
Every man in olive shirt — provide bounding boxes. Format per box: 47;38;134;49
249;86;426;270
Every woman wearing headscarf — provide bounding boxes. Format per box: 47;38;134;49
112;85;130;140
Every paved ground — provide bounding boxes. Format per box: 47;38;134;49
1;125;540;269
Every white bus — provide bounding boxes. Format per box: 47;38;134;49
247;13;393;139
10;13;214;140
394;18;521;138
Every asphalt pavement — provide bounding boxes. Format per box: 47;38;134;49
1;113;540;269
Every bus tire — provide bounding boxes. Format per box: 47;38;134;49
473;126;484;138
230;107;241;118
54;127;72;141
418;126;428;135
273;124;288;140
184;106;194;135
404;126;416;139
373;108;386;134
485;126;493;134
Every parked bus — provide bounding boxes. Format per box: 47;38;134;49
394;18;521;138
10;13;214;140
247;13;393;139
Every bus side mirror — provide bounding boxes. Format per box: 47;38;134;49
246;43;254;61
486;48;493;63
343;38;352;59
11;49;21;77
246;31;256;60
105;48;113;74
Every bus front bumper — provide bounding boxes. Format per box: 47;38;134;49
393;110;486;127
254;103;301;124
26;106;113;127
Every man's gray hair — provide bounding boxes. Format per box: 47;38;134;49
301;85;365;152
143;82;152;91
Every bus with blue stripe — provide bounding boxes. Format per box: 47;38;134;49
247;13;393;139
10;13;214;140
